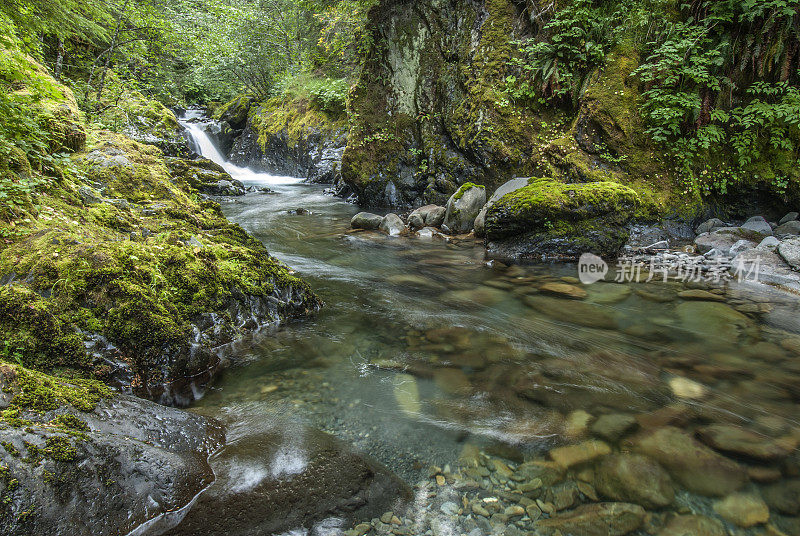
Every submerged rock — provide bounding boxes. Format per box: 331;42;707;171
162;424;410;536
485;178;639;261
656;515;725;536
696;424;792;461
594;454;675;508
548;440;611;469
712;493;769;527
535;502;646;536
524;296;620;329
627;426;747;496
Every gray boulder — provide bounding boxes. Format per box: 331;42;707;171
779;237;800;270
756;236;781;250
0;384;223;536
775;220;800;236
779;212;798;225
695;218;728;235
729;239;755;257
740;216;773;236
408;204;446;230
351;212;383;230
379;213;407;236
695;228;755;256
443;183;486;234
474;177;530;237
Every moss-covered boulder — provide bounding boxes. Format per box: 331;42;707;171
484;178;640;260
443;183;486;234
0;364;223;536
166;157;245;196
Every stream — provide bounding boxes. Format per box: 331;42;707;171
172;111;800;535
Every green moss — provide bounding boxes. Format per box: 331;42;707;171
49;414;88;431
1;442;19;457
43;436;77;462
453;182;485;201
251;94;347;151
486;177;640;239
0;365;111;416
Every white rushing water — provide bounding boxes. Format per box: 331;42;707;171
179;109;304;187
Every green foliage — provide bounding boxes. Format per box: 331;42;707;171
510;0;619;106
634;4;800;197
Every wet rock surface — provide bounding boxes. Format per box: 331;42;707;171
0;391;223;536
162;423;410;536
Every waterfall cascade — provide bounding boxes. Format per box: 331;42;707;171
179;109;303;187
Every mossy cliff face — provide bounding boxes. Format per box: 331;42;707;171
342;0;544;207
219;94;348;183
0;51;321;405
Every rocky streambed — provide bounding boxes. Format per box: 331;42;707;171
163;166;800;536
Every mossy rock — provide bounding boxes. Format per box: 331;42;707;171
485;178;640;259
0;365;223;536
1;130;321;402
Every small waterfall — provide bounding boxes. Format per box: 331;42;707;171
178;108;303;187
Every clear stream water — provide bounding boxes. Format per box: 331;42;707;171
177;112;800;534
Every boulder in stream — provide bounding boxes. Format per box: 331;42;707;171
161;423;411;536
443;183;486;234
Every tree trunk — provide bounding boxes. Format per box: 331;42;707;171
54;39;65;81
95;0;130;108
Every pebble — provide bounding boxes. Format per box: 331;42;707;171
668;376;708;399
713;493;770;527
548;440;611;469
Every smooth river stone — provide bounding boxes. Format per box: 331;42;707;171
523;296;620;330
656;515;725;536
590;414;638;442
432;368;472;395
677;289;725;302
668;376;708;399
535;502;646;536
675;301;753;343
549;440;611;469
587;283;632;305
712;493;770;527
696;424;793;461
539;282;588;299
762;479;800;515
595;454;675;508
393;374;421;416
627;426;747;496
